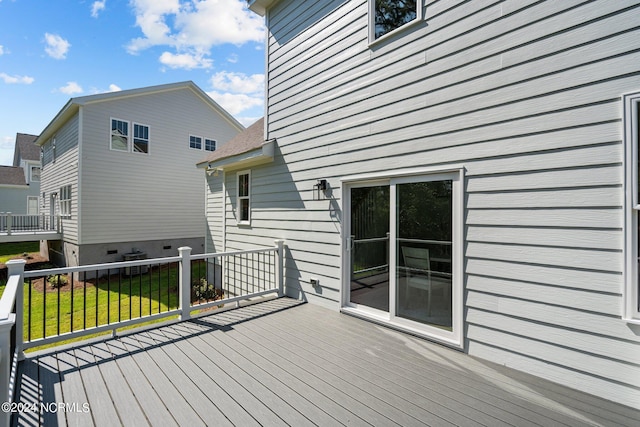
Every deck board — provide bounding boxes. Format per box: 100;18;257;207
72;345;121;427
13;298;640;426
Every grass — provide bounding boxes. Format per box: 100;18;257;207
1;264;182;351
0;241;40;264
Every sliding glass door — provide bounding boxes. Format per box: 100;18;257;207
344;170;462;345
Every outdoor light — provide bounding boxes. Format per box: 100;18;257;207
314;179;328;200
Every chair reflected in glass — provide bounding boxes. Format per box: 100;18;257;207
401;246;450;317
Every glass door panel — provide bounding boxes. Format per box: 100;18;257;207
349;185;390;312
396;180;453;330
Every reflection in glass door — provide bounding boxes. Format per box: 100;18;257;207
349;185;390;312
395;180;452;330
345;171;460;344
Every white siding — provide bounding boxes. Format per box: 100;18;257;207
79;88;240;245
225;0;640;408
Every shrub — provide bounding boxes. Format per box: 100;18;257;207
191;277;221;302
47;274;68;289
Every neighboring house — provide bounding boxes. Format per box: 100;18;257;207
36;81;243;267
0;133;40;215
200;0;640;409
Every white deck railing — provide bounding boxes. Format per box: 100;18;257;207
0;240;284;423
0;213;61;235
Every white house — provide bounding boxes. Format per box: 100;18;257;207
0;133;40;215
36;81;243;267
201;0;640;410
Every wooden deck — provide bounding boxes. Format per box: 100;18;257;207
12;298;640;426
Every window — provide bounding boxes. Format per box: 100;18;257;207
111;119;129;151
60;185;72;218
205;138;216;152
370;0;420;41
190;135;202;150
27;196;38;215
625;91;640;322
30;165;41;182
133;123;149;154
237;170;251;224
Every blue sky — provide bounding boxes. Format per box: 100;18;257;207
0;0;266;165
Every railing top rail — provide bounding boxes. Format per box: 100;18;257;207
190;245;279;261
0;275;20;322
23;255;182;278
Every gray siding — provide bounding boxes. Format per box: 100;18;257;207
222;0;640;408
40;113;80;244
79;88;239;246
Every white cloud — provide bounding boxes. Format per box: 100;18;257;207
127;0;264;65
207;71;264;117
108;84;121;92
206;90;263;116
0;45;4;55
159;51;212;69
44;33;71;59
226;53;238;64
91;0;106;18
210;71;264;94
58;81;83;95
0;73;34;84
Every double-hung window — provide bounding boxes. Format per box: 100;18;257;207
237;170;251;224
112;119;149;154
30;165;40;182
624;91;640;322
111;119;129;151
370;0;421;42
133;123;150;154
59;185;72;218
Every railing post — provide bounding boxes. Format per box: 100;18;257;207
178;247;192;321
0;313;14;426
274;240;285;297
6;260;25;361
6;212;11;236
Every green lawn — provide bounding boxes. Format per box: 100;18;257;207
1;264;182;351
0;242;40;264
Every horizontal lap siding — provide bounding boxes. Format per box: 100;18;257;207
249;0;640;407
40;114;79;244
80;89;239;245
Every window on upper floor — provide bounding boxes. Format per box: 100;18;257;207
205;138;216;152
60;185;72;218
190;135;202;150
370;0;420;42
111;119;129;151
133;123;150;154
237;170;251;224
30;165;40;182
624;91;640;322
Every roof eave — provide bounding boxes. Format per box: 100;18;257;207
248;0;279;16
200;139;275;172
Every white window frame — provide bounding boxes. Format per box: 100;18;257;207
205;138;217;152
110;118;130;152
369;0;423;44
624;91;640;322
341;165;465;348
237;170;251;225
189;135;203;150
132;122;150;154
59;185;72;218
30;165;41;182
27;196;39;215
